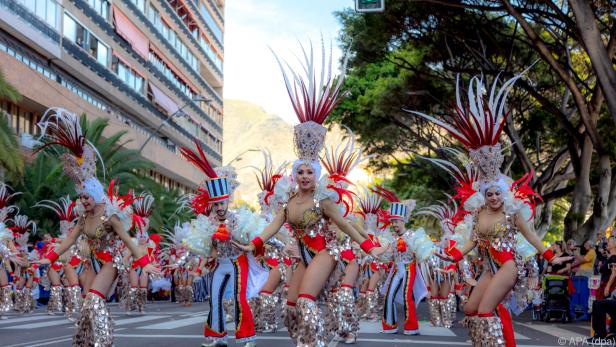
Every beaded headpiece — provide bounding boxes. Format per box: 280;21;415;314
273;40;348;164
409;74;523;185
37;108;105;203
132;192;154;238
0;183;20;222
34;196;77;238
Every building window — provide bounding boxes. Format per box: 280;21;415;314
18;0;61;30
129;0;146;13
198;36;222;71
199;3;223;43
63;13;109;66
147;5;199;72
112;56;145;94
86;0;109;20
1;101;39;136
149;50;195;100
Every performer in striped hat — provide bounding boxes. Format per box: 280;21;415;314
375;187;430;336
180;140;266;347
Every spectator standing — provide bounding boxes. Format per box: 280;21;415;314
577;241;597;277
599;237;616;300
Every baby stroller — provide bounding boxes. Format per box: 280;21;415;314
542;275;572;323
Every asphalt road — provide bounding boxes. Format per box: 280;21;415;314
0;301;591;346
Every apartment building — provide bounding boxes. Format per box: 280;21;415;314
0;0;225;190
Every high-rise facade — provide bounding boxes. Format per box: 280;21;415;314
0;0;225;190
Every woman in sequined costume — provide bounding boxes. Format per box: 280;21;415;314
36;196;83;319
0;183;24;319
236;42;386;347
36;108;160;347
11;214;37;314
412;74;565;346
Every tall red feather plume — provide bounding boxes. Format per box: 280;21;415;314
511;170;543;220
372;186;400;203
180;140;218;179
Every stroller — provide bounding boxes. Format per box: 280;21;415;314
541;275;572;323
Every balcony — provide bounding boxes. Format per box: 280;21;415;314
71;0;222;130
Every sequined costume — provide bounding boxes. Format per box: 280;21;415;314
411;73;553;347
38;108;152;347
0;184;20;319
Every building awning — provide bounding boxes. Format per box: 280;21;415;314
149;83;179;115
113;5;149;59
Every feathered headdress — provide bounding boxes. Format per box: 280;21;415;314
374;186;416;223
321;127;369;186
181;140;230;204
253;149;288;210
273;39;348;163
355;187;383;232
34;196;77;238
0;183;20;222
132;192;154;237
416;200;459;236
409;74;523;184
10;214;36;247
37;108;105;202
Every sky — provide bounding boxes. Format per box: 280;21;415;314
223;0;352;124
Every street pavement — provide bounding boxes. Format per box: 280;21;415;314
0;301;591;347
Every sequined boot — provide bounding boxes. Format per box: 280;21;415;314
249;296;262;331
461;314;479;346
185;285;194;306
138;288;147;313
65;285;82;321
176;285;185;304
47;285;63;315
296;296;326;347
365;290;379;321
356;291;367;319
283;302;299;344
126;287;138;313
22;287;34;313
325;289;339;338
260;292;279;333
428;298;442;327
476;313;505;347
73;291;113;347
0;285;13;317
439;299;452;328
13;288;23;313
337;286;359;343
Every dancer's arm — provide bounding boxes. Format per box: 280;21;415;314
515;213;563;264
321;199;384;257
350;219;369;239
38;221;82;264
108;215;161;275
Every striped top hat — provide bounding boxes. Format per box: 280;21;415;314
373;186;416;222
180;140;229;203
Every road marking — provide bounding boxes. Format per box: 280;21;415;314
517;322;587;339
115;315;167;326
4;334;73;347
1;317;72;329
0;315;59;325
28;337;72;346
138;316;205;329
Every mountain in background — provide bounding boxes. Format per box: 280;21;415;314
223;99;370;205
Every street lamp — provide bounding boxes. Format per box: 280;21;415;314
139;95;211;153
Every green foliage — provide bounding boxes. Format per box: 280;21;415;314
8;114;186;238
0;113;24;180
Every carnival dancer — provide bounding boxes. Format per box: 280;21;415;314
417;201;463;328
180;141;267;347
126;192;156;314
0;183;24;319
411;74;564;346
36;108;160;347
35;196;80;317
252;149;289;333
11;214;38;314
320;132;370;344
376;188;429;335
234;40;386;347
161;221;194;306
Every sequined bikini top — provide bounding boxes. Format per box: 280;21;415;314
284;195;327;238
78;214;119;254
472;210;517;252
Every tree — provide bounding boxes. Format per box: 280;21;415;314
0;68;23;181
331;0;616;242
